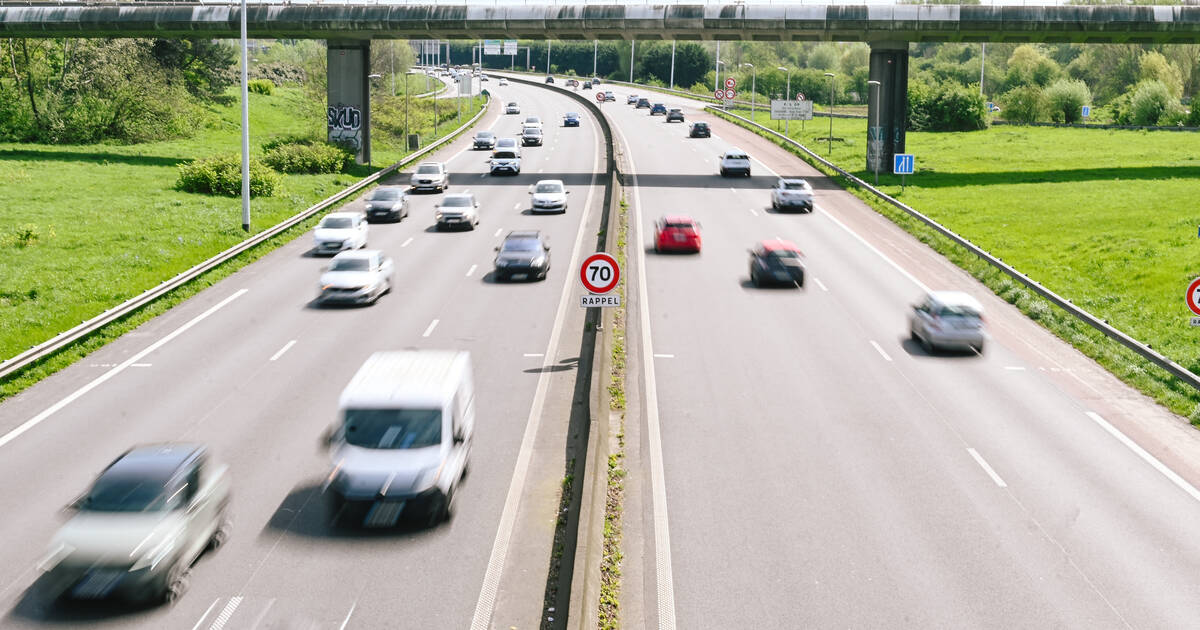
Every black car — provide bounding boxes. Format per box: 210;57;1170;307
689;122;711;138
582;81;592;89
521;127;544;146
363;186;410;222
636;98;651;109
472;130;497;150
666;108;685;122
494;230;551;282
650;103;668;116
545;76;555;84
563;112;581;127
749;240;805;288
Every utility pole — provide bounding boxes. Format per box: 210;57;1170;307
714;40;721;93
669;40;676;89
547;39;551;75
238;0;249;232
630;40;635;82
980;43;987;95
593;40;598;78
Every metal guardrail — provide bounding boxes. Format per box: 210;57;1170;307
0;93;490;381
708;105;1200;393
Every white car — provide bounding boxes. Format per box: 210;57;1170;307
719;149;752;177
410;162;449;192
529;179;569;213
318;250;394;306
909;291;987;354
313;212;368;255
505;102;521;114
771;178;814;213
435;193;481;230
498;78;509;86
522;116;543;131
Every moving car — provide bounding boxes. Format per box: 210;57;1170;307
318;250;394;306
489;147;522;175
566;78;579;87
410;162;449;192
522;116;543;130
529;179;569;213
689;121;711;138
654;215;702;253
362;186;409;222
636;98;651;109
665;108;685;122
749;239;805;288
498;78;508;86
473;130;497;150
582;80;592;89
604;91;616;102
324;350;474;528
591;77;602;85
563;112;581;127
650;103;668;116
313;212;368;255
521;126;544;146
719;149;752;177
434;193;480;230
495;137;519;150
493;230;551;281
627;94;640;105
545;76;555;84
479;74;489;82
38;444;230;604
771;178;814;212
909;291;986;353
505;101;521;114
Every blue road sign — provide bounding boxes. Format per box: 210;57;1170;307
893;154;914;175
1081;105;1091;118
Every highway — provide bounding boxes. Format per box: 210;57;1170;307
592;84;1200;628
0;80;601;629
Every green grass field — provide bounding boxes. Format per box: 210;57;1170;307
0;85;482;391
727;107;1200;416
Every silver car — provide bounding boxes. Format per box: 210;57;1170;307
771;178;814;213
529;179;569;213
38;445;231;604
318;250;394;306
910;291;987;353
410;162;448;192
435;193;480;230
313;211;368;255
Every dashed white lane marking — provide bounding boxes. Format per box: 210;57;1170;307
401;237;414;248
0;289;248;452
523;353;544;357
466;264;477;277
729;187;736;193
422;319;440;337
747;208;759;217
653;354;675;358
1004;366;1027;371
208;596;243;630
269;340;297;362
538;168;545;173
513;202;521;210
132;363;152;368
814;204;932;294
813;277;828;292
967;448;1008;488
479;173;487;178
1086;411;1200;503
338;601;358;630
493;228;503;237
192;599;221;630
869;340;893;362
248;598;276;630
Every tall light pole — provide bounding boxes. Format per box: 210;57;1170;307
714;41;721;93
593;41;598;79
980;43;987;96
742;62;756;119
716;60;726;107
630;40;635;82
669;40;676;90
868;79;881;184
824;72;836;155
238;0;249;232
777;65;792;135
547;39;552;75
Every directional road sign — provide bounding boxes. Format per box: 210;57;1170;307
724;77;736;90
1082;105;1091;118
580;253;620;295
1187;277;1200;316
893;154;915;175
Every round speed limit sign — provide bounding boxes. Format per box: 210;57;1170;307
596;92;606;102
1187;277;1200;315
580;252;620;294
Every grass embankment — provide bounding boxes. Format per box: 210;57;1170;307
598;198;628;629
720;107;1200;418
0;85;483;399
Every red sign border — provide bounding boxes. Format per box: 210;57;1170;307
1187;277;1200;316
580;252;620;294
595;91;606;102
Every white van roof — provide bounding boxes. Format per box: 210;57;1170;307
340;350;470;409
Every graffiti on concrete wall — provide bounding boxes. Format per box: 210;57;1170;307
327;103;362;151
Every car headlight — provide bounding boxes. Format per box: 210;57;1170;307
532;256;547;267
416;466;442;492
435;211;444;220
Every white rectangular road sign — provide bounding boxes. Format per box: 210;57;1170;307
581;294;621;308
484;39;501;55
771;100;813;121
503;40;518;55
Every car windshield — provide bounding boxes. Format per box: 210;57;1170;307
525;118;540;124
82;472;179;512
442;197;472;207
417;165;441;174
507;102;517;107
535;183;563;193
493;151;518;159
369;189;403;201
343;408;442;449
524;129;542;136
502;238;542;252
565;113;579;118
726;154;748;160
476;131;494;139
497;139;517;147
783;182;809;190
693;123;707;128
767;249;801;259
329;258;369;272
664;221;695;229
320;217;354;229
936;305;981;318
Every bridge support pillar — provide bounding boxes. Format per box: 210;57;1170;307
327;40;371;165
867;42;908;176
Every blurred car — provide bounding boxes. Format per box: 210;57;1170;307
318;250;394;305
545;76;555;84
689;121;711;138
650;103;668;116
521;126;544;146
363;186;409;222
410;162;449;192
522;116;543;130
719;149;752;177
591;77;602;84
473;130;497;150
654;215;702;253
771;178;814;212
582;80;592;89
627;94;639;105
479;74;489;82
498;77;509;86
566;78;578;87
665;108;685;122
636;98;651;109
749;239;805;288
529;179;569;213
494;230;551;281
495;137;519;151
313;212;368;255
604;91;616;102
435;193;480;230
909;291;986;353
38;444;230;604
505;101;521;114
563;112;582;127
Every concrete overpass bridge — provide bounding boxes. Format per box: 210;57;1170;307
3;3;1198;168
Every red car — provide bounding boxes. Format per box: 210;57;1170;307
654;215;702;253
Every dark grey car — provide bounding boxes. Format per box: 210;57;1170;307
493;230;550;281
749;240;805;288
363;186;409;222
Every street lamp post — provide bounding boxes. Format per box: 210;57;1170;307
715;60;726;107
238;0;249;232
742;62;756;119
824;72;835;155
669;41;676;90
714;41;721;93
630;40;635;82
367;73;382;170
593;41;598;79
547;39;552;75
777;65;792;136
867;79;881;184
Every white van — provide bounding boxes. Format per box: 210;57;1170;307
324;350;475;528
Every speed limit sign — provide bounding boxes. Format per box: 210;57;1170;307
580;253;621;307
596;91;606;103
724;77;736;89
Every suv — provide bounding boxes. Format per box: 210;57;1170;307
665;108;684;122
410;162;449;192
505;101;521;115
689;121;711;138
494;230;551;282
521;126;544;146
489;146;522;175
650;103;668;116
636;98;651;109
771;178;814;212
434;193;480;230
627;94;639;105
718;149;751;177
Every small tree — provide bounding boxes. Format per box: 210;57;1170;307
1043;79;1091;123
1129;80;1176;126
1000;85;1046;123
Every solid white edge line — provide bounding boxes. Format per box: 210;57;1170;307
523;353;544;357
269;340;297;362
470;94;604;630
967;447;1008;488
466;264;478;277
747;208;759;217
653;354;675;359
338;601;358;630
192;598;221;630
208;595;243;630
869;340;893;362
422;319;440;338
247;598;277;630
814;277;829;292
1004;366;1027;371
1085;411;1200;503
0;290;248;452
814;204;932;294
612;114;679;630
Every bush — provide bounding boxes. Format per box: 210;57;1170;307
1129;80;1177;126
247;79;274;95
263;141;353;174
176;154;281;197
1043;79;1091;123
1188;101;1200;127
999;85;1046;123
909;80;987;132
